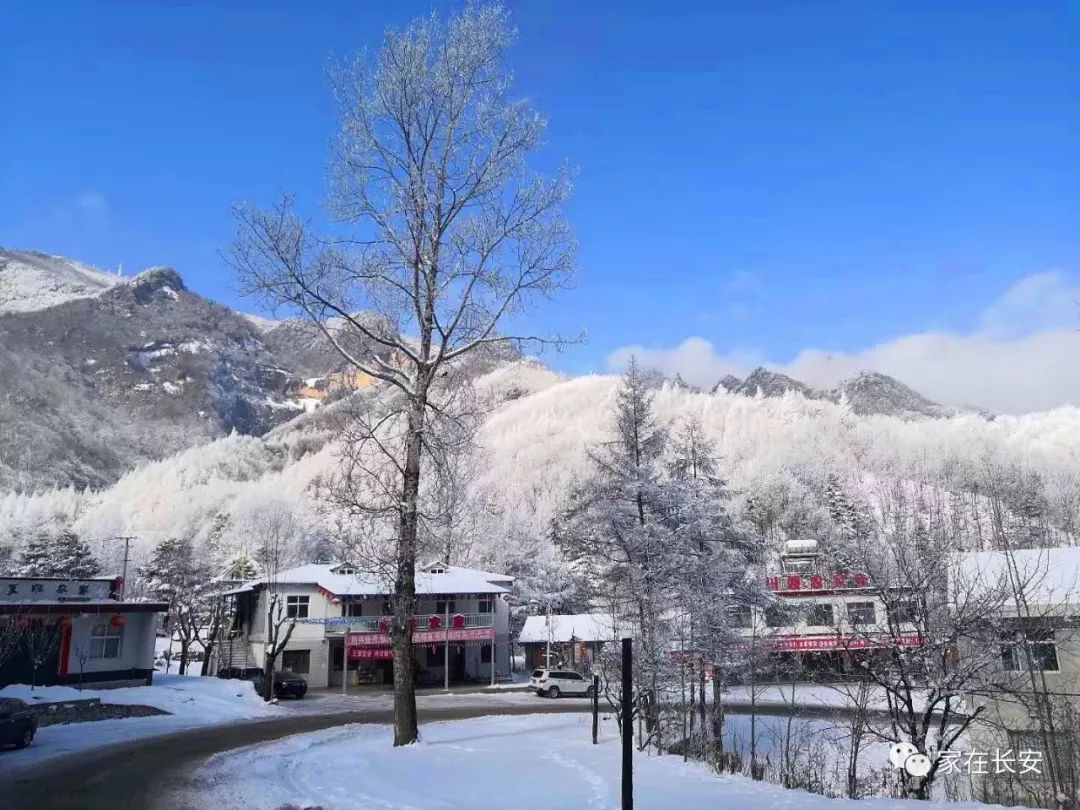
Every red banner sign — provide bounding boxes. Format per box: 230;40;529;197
346;626;495;648
765;634;923;652
349;646;394;660
765;572;870;593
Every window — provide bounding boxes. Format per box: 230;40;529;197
286;595;310;619
765;606;789;628
435;599;456;615
889;600;918;625
847;602;876;626
728;605;753;628
430;566;446;574
336;565;356;575
478;599;493;614
807;604;834;627
344;602;364;617
282;649;310;674
1001;628;1060;672
88;623;123;659
481;645;492;663
784;557;814;573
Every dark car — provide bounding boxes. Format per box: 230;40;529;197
272;670;308;699
217;666;308;699
0;698;37;750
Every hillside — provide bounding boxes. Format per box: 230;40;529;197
0;249;122;315
0;255;354;491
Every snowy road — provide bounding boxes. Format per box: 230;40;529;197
0;700;604;810
170;714;1014;810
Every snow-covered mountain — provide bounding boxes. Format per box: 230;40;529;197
712;367;955;419
3;248;1079;583
0;249;121;314
0;252;357;492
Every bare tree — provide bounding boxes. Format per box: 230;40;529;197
228;4;575;744
253;502;300;701
840;481;1022;800
21;618;59;690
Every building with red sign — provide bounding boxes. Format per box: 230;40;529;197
738;539;921;677
0;576;167;688
217;562;514;688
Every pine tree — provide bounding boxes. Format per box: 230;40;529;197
139;537;213;675
15;529;100;578
222;552;259;582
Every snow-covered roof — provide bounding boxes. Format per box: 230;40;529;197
518;613;620;644
954;548;1080;615
226;563;511;598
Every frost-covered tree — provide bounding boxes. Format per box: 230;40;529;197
15;529;100;578
138;536;213;675
228;3;576;744
222;552;259;582
558;363;757;753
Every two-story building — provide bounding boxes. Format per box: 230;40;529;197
734;539;921;678
218;562;514;688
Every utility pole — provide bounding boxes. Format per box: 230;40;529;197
114;536;134;599
443;598;450;691
622;637;633;810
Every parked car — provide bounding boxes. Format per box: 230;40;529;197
0;698;37;750
528;668;594;698
217;666;308;699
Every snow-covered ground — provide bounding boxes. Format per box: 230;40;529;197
0;675;281;777
182;714;1015;810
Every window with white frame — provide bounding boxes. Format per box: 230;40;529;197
88;622;123;659
807;603;834;627
286;595;310;619
847;602;876;626
728;605;753;628
1001;628;1060;672
478;599;493;614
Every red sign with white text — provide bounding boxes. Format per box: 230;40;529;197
346;626;495;648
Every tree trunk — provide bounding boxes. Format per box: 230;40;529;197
178;640;190;675
392;398;424;746
264;651;277;701
711;672;725;764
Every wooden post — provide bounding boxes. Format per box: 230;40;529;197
622;637;633;810
592;674;600;744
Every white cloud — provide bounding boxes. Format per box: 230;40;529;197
73;191;110;218
606;272;1080;414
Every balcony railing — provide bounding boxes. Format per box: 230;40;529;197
324;613;494;636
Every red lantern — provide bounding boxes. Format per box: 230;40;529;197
109;614;126;630
377;617;391;633
428;615;442;630
451;613;466;629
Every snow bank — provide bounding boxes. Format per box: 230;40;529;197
0;676;281;777
183;714;1015;810
0;674;274;721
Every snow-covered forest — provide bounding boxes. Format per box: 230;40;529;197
2;353;1078;596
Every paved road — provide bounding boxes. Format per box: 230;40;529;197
2;701;600;810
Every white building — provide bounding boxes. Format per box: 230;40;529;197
218;562;514;688
0;575;166;688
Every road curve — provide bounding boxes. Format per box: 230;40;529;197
3;702;599;810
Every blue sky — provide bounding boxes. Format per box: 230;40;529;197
2;2;1078;409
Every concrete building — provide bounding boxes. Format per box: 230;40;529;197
217;562;514;688
739;540;920;678
956;548;1080;808
0;575;166;688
